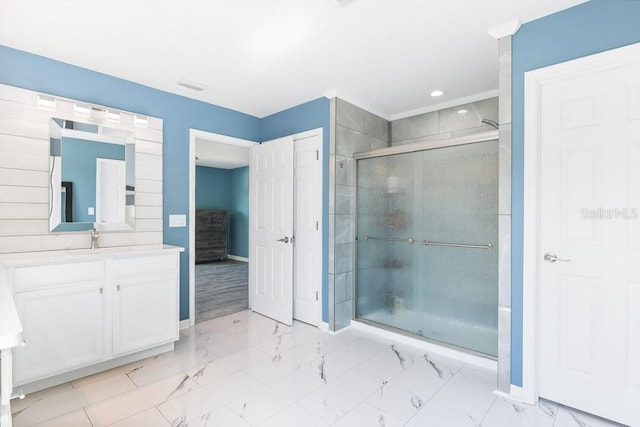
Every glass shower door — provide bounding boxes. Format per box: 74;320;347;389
418;141;498;356
355;151;422;334
355;140;498;357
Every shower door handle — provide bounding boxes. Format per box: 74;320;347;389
543;252;570;263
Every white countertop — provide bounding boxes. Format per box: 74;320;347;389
0;244;184;267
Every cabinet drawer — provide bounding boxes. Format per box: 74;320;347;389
13;261;105;291
113;253;178;277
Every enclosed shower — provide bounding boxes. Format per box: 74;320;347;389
355;134;498;357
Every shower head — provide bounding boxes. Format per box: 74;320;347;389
481;118;499;130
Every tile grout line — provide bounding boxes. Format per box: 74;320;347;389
82;407;94;427
399;358;465;426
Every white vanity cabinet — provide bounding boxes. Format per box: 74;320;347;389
112;254;179;356
12;261;106;385
3;246;182;393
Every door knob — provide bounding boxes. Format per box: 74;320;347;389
544;252;570;263
277;237;289;243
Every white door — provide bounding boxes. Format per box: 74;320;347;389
249;136;294;325
293;134;322;326
537;50;640;426
96;158;125;224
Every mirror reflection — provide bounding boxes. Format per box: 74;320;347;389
49;118;136;232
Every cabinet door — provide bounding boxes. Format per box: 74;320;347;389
112;272;179;356
13;282;105;385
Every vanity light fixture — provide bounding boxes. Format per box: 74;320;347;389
106;111;121;123
37;94;57;111
430;90;445;97
74;103;91;117
134;115;148;127
89;107;107;122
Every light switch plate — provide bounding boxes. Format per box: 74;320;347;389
88;207;95;215
169;214;187;227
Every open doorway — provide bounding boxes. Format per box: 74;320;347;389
188;130;258;325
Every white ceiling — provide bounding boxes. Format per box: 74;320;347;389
0;0;587;119
195;138;251;169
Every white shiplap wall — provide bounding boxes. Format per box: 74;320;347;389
0;84;164;253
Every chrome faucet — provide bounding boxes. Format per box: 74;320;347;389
90;227;99;250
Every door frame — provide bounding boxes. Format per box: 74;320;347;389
188;129;258;327
522;41;640;404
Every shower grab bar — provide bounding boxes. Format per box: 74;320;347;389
419;240;493;250
361;235;415;244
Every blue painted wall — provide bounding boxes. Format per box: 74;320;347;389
0;45;261;321
260;98;331;322
511;0;640;386
62;138;125;222
229;167;249;258
195;165;249;258
195;166;231;211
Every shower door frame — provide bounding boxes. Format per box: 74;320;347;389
352;129;500;356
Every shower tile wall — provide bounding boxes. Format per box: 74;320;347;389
329;98;390;330
329;96;501;332
497;35;513;393
391;97;498;146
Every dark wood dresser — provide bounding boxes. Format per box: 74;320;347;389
195;209;229;263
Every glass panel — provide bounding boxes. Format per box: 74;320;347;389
356;151;421;333
419;141;498;356
355;140;498;357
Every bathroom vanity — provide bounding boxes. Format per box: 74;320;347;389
1;245;183;394
0;84;176;425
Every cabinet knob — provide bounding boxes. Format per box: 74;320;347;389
117;285;121;291
99;288;103;294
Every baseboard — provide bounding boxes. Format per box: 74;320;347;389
179;319;191;330
318;321;350;335
318;321;331;333
227;255;249;262
509;385;524;401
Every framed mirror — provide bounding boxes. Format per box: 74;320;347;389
49;118;136;232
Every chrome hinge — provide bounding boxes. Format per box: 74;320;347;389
316;150;319;161
316;221;319;231
316;291;319;301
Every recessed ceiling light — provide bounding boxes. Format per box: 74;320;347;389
177;79;208;91
457;108;468;115
430;90;445;97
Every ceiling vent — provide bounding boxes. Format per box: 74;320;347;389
177;79;208;91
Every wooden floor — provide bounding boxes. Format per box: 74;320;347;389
195;259;248;323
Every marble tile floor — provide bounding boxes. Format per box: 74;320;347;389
11;310;625;427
